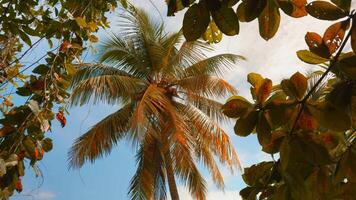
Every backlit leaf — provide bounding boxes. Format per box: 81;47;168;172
183;3;210;41
331;0;351;12
211;7;239;36
306;1;347;20
203;20;223;44
278;0;307;18
257;79;272;103
323;20;349;54
258;0;281;40
222;96;252;118
236;0;267;22
290;72;307;99
256;112;271;145
234;110;258;136
305;32;330;58
296;50;329;64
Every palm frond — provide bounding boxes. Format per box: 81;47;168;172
130;84;172;139
128;133;165;199
183;54;244;78
129;132;166;200
100;34;150;77
172;140;207;200
183;92;229;123
180;103;241;171
177;75;237;98
68;103;134;168
70;65;143;106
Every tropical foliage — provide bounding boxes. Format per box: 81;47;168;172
165;0;356;199
68;8;242;200
0;0;120;198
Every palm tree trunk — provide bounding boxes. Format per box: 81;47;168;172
165;152;179;200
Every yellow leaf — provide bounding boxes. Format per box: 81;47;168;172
89;34;99;43
75;17;87;28
88;22;98;32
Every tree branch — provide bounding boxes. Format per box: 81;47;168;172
290;14;355;135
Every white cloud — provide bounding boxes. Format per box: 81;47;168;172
35;190;56;200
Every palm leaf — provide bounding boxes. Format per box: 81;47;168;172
129;132;166;200
70;66;143;105
177;75;237;98
68;103;134;168
183;54;244;78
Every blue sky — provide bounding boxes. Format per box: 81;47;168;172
10;1;356;200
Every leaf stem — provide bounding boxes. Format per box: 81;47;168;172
289;14;355;135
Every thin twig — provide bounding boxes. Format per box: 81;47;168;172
0;46;59;89
290;14;355;135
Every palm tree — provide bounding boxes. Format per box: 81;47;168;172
68;8;242;200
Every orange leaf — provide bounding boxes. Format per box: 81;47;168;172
59;41;72;52
257;79;272;103
290;72;307;99
305;32;330;58
56;112;67;127
305;32;323;48
15;179;23;193
323;20;349;54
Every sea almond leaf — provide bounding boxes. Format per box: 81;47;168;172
323;20;349;54
258;0;281;40
306;1;347;20
290;72;307;99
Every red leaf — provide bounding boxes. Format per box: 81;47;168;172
59;41;72;52
56;112;67;127
15;179;23;193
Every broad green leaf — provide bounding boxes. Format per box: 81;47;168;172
337;55;356;79
307;102;351;132
183;3;210;41
222;96;252;118
256;112;271;145
278;0;307;18
234;110;258;136
32;65;50;75
18;29;32;46
236;0;267;22
167;0;194;16
290;72;307;99
331;0;351;12
41;138;53;152
242;161;274;186
306;1;347;20
203;20;223;44
258;0;281;40
297;50;329;64
262;131;285;154
211;7;239;36
323;20;349;54
326;81;352;112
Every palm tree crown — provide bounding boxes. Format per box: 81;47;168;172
68;8;243;200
